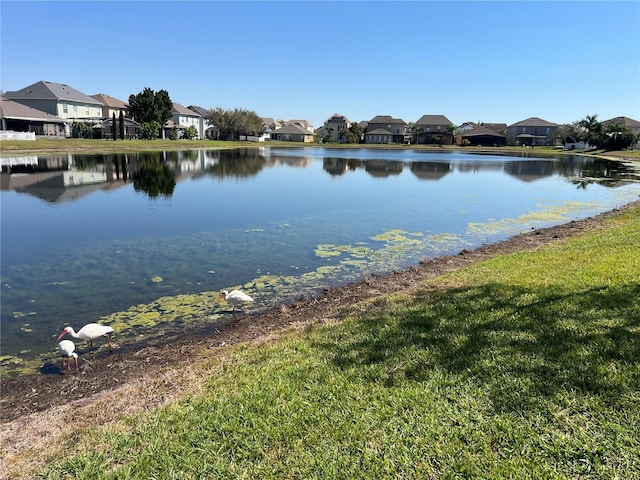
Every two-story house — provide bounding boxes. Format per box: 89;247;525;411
364;115;408;144
4;80;103;137
164;102;203;139
507;117;559;146
456;122;507;146
320;113;351;143
413;115;454;145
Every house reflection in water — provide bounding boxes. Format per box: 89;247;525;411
410;161;451;181
364;160;403;178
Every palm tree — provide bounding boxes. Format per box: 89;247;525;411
578;114;602;148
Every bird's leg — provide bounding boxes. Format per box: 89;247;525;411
104;334;114;351
89;339;94;350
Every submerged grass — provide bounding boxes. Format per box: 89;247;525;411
31;206;640;478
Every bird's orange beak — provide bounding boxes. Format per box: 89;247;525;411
56;331;66;342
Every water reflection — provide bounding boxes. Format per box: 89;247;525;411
2;147;640;379
2;149;638;204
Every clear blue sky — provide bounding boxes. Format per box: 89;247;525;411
2;1;639;128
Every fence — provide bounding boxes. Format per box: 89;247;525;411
0;131;36;141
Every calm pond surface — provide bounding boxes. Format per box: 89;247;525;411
2;146;640;377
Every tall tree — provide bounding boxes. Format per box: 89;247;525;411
112;112;117;141
205;107;264;141
128;88;173;139
578;114;601;147
119;111;125;140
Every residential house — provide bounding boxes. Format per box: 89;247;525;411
188;105;210;139
285;119;314;133
91;93;130;119
456;122;506;146
413;115;454;145
270;123;314;142
261;118;282;141
602;116;640;137
364;115;408;144
320;113;351;143
0;97;66;137
4;80;103;136
164;102;203;139
507;117;559;146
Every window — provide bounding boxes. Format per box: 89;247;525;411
63;103;68;113
73;105;78;113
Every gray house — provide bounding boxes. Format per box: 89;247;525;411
321;113;351;143
413;114;454;145
0;97;66;136
507;117;559;146
4;80;103;136
364;115;409;144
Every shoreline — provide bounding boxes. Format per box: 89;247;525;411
2;197;639;424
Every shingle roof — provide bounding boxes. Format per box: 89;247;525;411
172;102;201;117
461;124;506;138
5;81;102;105
325;113;351;123
414;114;452;126
90;93;128;108
369;115;405;124
366;128;394;135
188;105;208;116
509;117;559;127
0;97;65;121
274;124;313;135
602;116;640;128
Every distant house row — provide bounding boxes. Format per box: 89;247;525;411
2;80;639;147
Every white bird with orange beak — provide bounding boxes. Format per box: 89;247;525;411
58;340;79;371
57;323;114;351
219;289;254;313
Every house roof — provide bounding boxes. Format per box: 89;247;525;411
368;115;406;125
90;93;128;109
601;116;640;128
273;124;313;135
482;122;508;132
325;113;351;123
509;117;559;127
285;119;313;129
0;97;65;122
414;114;452;126
365;128;394;135
5;81;102;105
188;105;208;116
461;124;506;138
172;102;201;117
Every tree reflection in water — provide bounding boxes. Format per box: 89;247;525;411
132;152;176;197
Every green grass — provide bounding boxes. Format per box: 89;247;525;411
34;205;640;479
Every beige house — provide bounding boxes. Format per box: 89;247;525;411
507;117;559;146
321;113;351;143
91;93;130;119
270;123;314;142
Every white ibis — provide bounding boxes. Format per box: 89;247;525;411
219;289;254;313
57;323;114;351
58;340;79;371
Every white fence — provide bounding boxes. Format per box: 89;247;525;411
0;130;36;141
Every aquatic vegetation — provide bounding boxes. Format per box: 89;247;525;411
151;276;164;283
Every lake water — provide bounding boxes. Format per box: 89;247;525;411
2;146;639;377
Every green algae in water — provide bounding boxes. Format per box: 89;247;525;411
151;276;164;283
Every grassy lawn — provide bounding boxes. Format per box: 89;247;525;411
35;205;640;479
3;137;637;161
